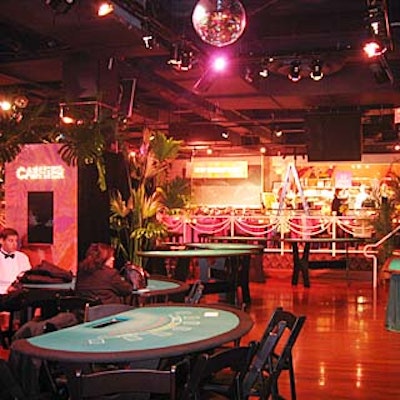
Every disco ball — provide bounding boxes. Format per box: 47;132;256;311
192;0;246;47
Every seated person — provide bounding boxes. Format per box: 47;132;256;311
76;243;133;304
0;227;32;296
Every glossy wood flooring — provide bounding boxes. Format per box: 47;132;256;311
0;268;398;399
238;268;399;400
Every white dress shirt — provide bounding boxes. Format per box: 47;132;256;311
0;250;31;294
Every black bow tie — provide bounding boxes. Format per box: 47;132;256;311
2;252;15;259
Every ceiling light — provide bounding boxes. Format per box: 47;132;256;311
178;48;193;71
363;40;387;58
0;100;12;111
97;2;114;17
258;58;271;78
288;61;301;82
14;95;29;108
274;129;283;138
212;56;227;72
141;21;155;49
192;0;247;47
244;66;254;83
221;131;229;139
45;0;76;14
167;42;193;71
142;34;154;49
167;43;182;66
310;59;324;81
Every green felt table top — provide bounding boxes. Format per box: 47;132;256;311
142;278;180;291
133;277;189;297
389;258;400;271
12;304;253;363
137;248;254;258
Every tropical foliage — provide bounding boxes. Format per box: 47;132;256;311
0;103;55;164
58;121;109;191
110;128;182;266
162;176;191;209
372;172;400;265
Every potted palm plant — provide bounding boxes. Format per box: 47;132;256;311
370;171;400;281
109;128;182;268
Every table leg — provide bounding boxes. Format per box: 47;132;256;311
239;255;251;304
291;242;311;288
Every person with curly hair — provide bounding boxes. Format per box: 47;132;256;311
76;243;133;304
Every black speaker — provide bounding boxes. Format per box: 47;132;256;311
63;53;119;106
306;112;362;161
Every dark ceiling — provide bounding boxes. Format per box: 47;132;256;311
0;0;400;157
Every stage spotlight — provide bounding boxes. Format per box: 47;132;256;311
363;40;387;58
288;61;301;82
142;33;155;49
0;100;11;111
141;21;155;49
244;66;254;83
97;2;114;16
221;131;229;139
45;0;76;14
179;48;193;71
212;56;227;72
167;42;193;71
167;43;182;66
258;60;269;78
310;59;324;81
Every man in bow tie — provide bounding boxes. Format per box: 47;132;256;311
0;228;31;295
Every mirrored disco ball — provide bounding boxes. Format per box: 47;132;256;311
192;0;246;47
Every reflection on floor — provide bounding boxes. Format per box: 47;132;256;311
1;268;398;399
239;268;398;400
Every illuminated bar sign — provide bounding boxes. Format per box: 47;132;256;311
334;171;352;188
190;161;248;179
16;165;65;180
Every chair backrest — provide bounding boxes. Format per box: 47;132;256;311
68;360;189;400
56;294;101;314
184;342;258;400
261;307;306;372
84;303;135;322
185;280;204;304
244;307;306;399
241;320;287;397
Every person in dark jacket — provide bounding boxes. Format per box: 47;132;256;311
76;243;132;304
331;188;342;216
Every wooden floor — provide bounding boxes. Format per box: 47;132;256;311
239;268;399;400
1;267;398;399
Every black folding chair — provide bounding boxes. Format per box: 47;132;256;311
67;359;190;400
242;320;288;399
184;341;258;400
256;307;307;400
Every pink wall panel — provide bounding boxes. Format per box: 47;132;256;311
5;144;78;273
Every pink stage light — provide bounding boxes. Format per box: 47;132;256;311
212;56;227;72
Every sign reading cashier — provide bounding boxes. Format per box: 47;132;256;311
16;165;65;180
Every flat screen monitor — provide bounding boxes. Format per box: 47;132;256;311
306;112;362;161
27;191;54;244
